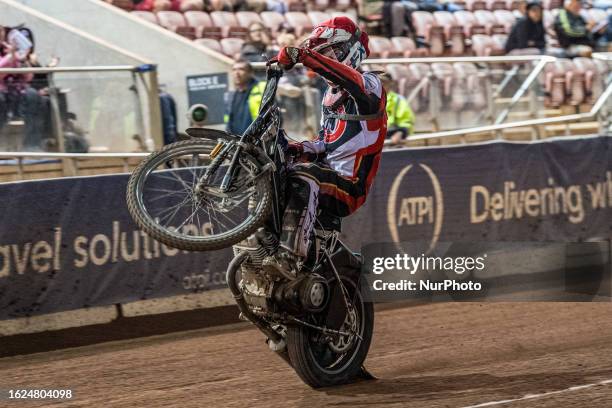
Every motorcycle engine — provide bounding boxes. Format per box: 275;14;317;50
234;229;329;315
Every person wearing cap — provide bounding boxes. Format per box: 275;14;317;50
505;1;546;54
380;72;415;145
262;17;388;276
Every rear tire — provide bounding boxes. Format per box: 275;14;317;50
286;277;374;388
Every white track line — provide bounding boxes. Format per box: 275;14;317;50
461;379;612;408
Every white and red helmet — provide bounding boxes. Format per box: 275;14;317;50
302;17;370;69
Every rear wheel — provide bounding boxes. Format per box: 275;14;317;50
126;139;272;251
286;276;374;388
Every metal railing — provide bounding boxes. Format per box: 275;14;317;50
1;55;611;180
0;64;162;156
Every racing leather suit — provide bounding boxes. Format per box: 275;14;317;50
281;48;388;257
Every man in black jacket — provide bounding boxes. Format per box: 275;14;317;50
505;1;546;54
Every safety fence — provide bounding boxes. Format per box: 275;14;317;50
0;135;610;334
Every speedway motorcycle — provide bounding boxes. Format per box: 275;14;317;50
126;64;373;387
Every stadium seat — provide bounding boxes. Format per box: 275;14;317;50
184;11;222;39
284;0;308;12
284;12;313;36
220;38;245;58
486;0;508;11
412;11;445;56
493;10;516;33
464;0;487;11
433;11;466;56
453;62;487;110
474;10;506;34
454;11;487;37
195;38;222;53
313;0;330;11
157;11;196;39
391;36;430;57
385;63;412;96
308;11;332;27
368;36;403;58
260;11;286;36
471;34;503;56
543;59;575;107
406;63;432;112
210;11;248;39
130;11;159;25
235;11;263;28
431;62;464;110
571;57;605;103
335;0;354;11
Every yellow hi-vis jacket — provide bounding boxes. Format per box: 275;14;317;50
386;91;415;137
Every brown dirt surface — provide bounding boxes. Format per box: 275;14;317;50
1;302;612;407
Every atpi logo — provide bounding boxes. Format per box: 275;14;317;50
387;164;444;253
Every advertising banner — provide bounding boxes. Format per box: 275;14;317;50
0;135;610;319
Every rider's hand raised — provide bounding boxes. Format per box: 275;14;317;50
276;46;303;71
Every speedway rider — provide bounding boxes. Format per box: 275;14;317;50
263;17;388;275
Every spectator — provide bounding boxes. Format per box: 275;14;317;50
380;72;415;145
224;60;265;135
240;22;275;63
505;1;546;54
553;0;606;57
159;88;178;145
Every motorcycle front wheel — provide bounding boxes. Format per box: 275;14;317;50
126;139;272;251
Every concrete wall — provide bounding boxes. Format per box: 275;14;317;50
15;0;234;132
0;0;156;151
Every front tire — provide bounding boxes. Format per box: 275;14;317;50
126;139;272;251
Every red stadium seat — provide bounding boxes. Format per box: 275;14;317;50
260;11;286;36
285;0;308;12
543;59;581;107
391;36;430;58
220;38;245;59
433;11;466;56
454;11;487;37
235;11;263;28
313;0;330;11
335;0;354;11
471;34;503;56
308;11;332;27
474;10;506;34
184;11;222;39
412;11;445;56
431;62;463;111
465;0;487;11
195;38;222;53
284;12;313;36
486;0;508;10
157;11;196;39
493;10;516;33
406;63;432;112
131;11;158;25
210;11;248;39
453;62;487;110
542;0;563;9
368;36;403;58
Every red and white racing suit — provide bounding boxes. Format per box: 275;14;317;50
281;48;388;257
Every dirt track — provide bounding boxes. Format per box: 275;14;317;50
1;303;612;407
